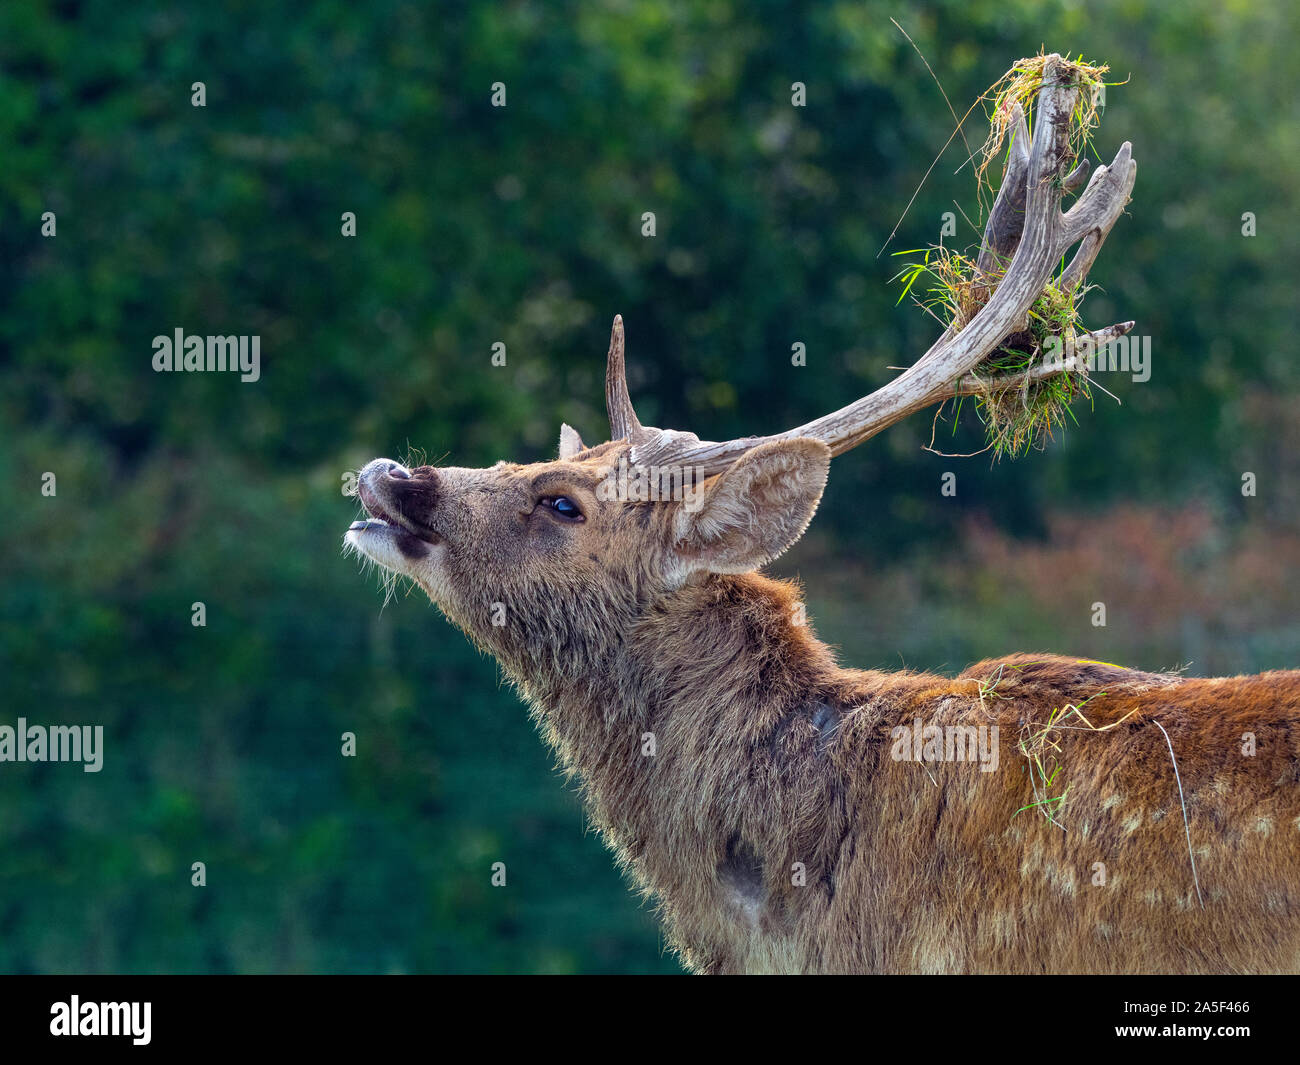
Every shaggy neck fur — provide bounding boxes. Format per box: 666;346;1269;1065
502;571;863;971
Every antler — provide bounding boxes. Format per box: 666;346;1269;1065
604;54;1137;475
604;315;641;442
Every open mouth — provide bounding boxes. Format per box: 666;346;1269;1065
353;482;441;545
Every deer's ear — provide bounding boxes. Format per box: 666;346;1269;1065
671;438;831;576
558;423;586;459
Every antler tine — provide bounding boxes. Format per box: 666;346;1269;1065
617;54;1137;476
605;315;643;442
975;101;1031;276
1059;141;1137;292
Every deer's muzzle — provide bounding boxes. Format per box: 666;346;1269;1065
350;458;442;550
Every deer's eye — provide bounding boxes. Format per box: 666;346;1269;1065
541;495;584;521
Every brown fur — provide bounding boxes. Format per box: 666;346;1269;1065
345;440;1300;973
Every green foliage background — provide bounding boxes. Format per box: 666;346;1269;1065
1;0;1297;972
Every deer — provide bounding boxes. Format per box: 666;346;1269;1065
345;56;1300;974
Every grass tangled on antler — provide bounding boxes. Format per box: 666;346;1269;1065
977;52;1112;198
977;271;1099;459
892;245;1095;459
891;53;1123;460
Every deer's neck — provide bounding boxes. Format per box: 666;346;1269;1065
509;570;846;889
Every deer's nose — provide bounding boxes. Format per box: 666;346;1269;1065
360;458;410;482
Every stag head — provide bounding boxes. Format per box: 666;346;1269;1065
345;55;1135;676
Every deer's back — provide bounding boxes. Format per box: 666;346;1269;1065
800;654;1300;973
